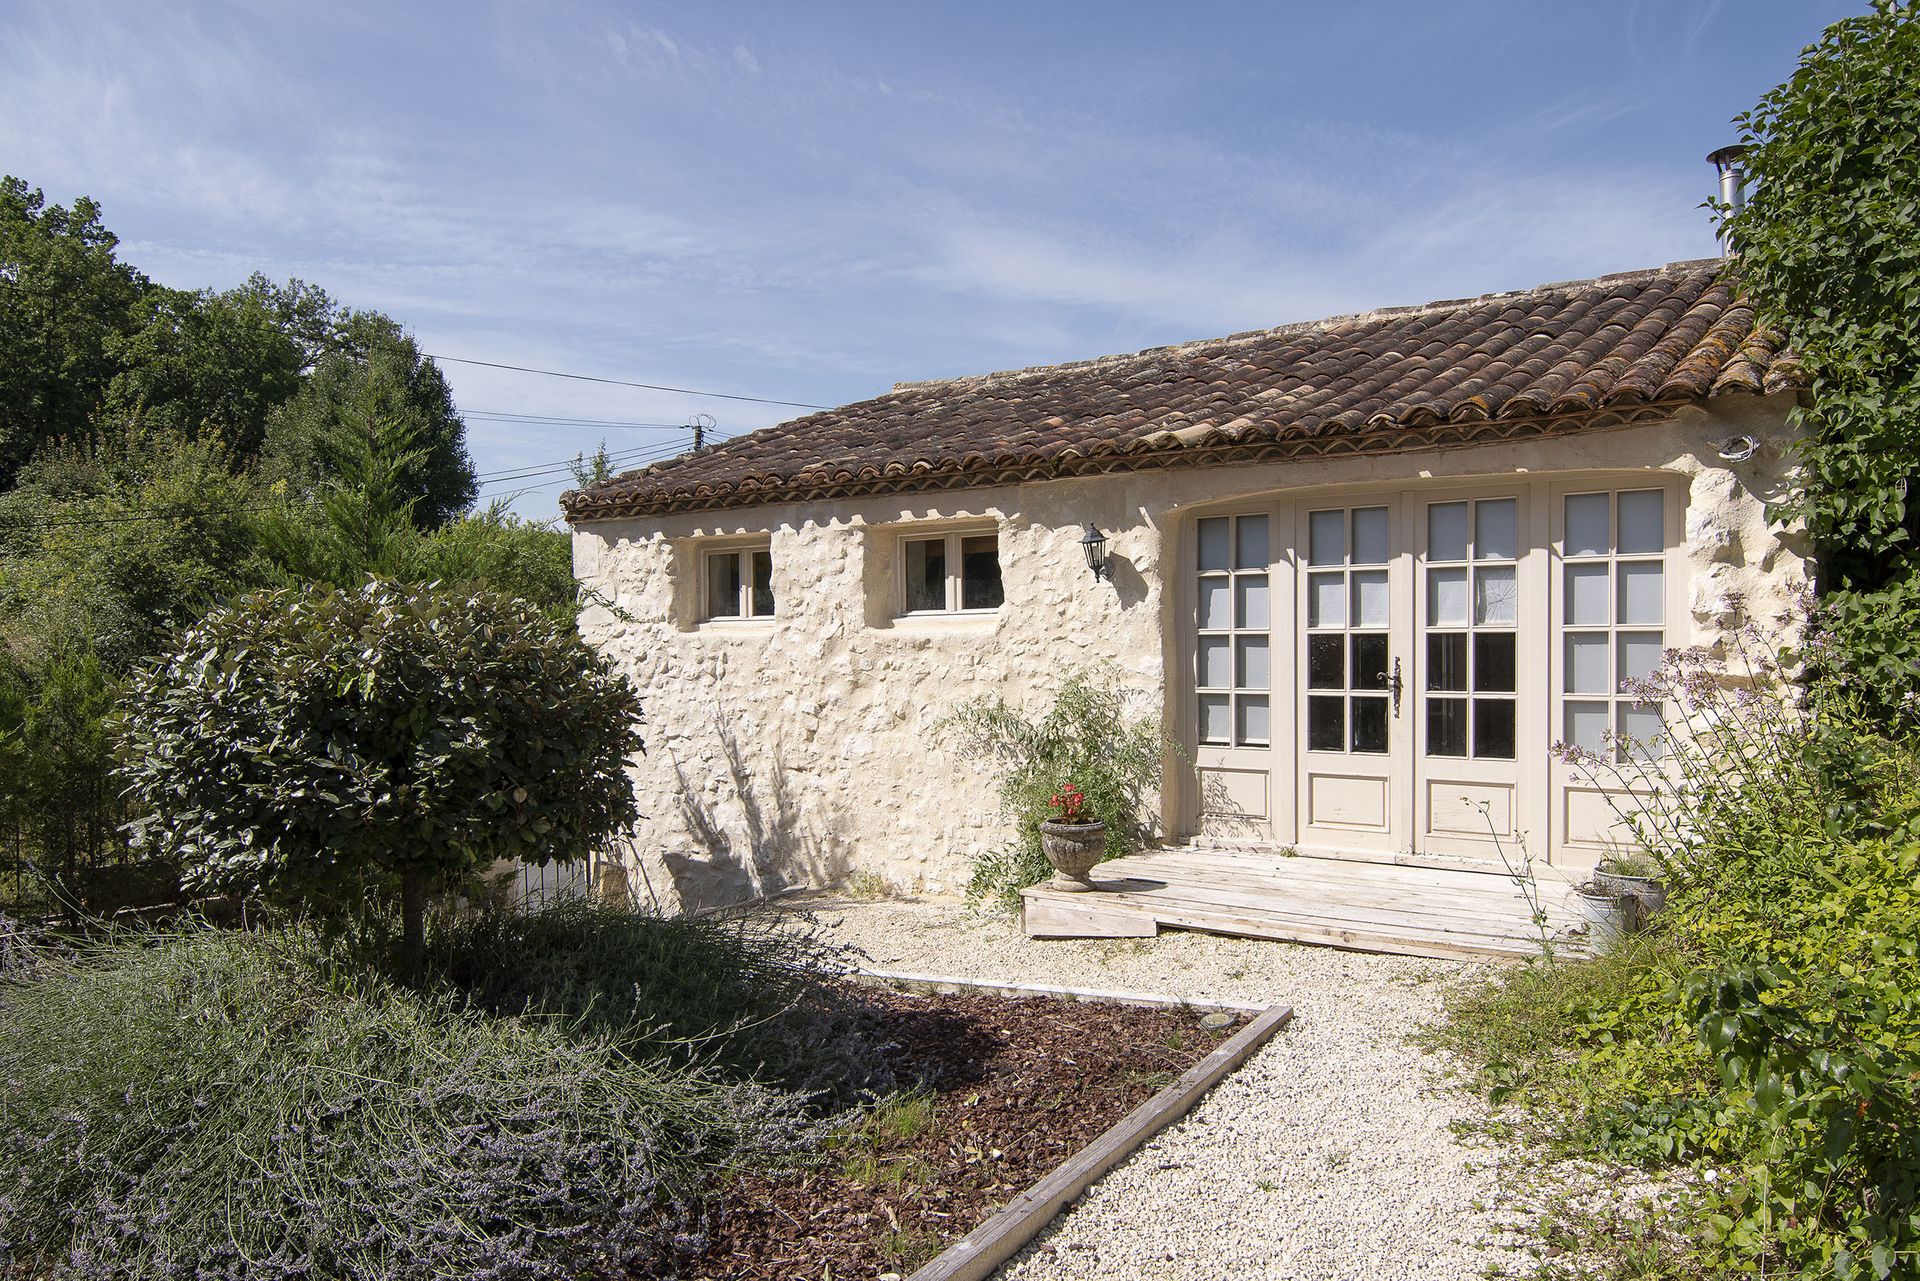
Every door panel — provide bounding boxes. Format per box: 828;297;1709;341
1296;501;1409;854
1193;512;1277;840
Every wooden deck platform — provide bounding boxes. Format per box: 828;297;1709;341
1019;846;1582;960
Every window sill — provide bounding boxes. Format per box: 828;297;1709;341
885;609;1004;630
696;617;777;633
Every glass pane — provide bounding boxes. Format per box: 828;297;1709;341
1474;699;1516;759
749;550;775;616
1564;701;1609;754
1351;507;1389;565
1235;574;1269;629
1351;570;1389;628
1307;634;1345;689
1351;634;1388;691
1474;633;1516;693
706;552;742;618
960;535;1003;609
1565;492;1611;556
1200;576;1232;628
1618;561;1664;625
1566;563;1610;626
1197;636;1230;688
1308;696;1344;751
1308;572;1345;628
905;539;945;612
1428;502;1469;561
1351;698;1389;753
1198;518;1230;572
1618;703;1667;761
1427;568;1469;627
1308;510;1346;565
1474;565;1517;625
1427;633;1467;691
1234;516;1269;570
1198;693;1232;745
1566;633;1610;694
1236;636;1270;690
1475;499;1517;560
1617;631;1664;690
1426;698;1468;757
1616;490;1664;555
1236;696;1270;746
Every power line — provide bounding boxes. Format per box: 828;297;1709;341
463;410;695;431
473;443;664;484
425;354;828;411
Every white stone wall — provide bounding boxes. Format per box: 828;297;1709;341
574;394;1805;908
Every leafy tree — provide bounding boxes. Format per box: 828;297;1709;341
1730;0;1920;711
118;581;645;976
0;177;148;486
101;278;325;457
261;311;476;528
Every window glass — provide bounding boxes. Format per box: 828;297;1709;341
1198;694;1232;745
1236;696;1271;746
1474;634;1516;693
1565;493;1611;556
1473;565;1517;625
748;550;775;617
1351;507;1390;565
1235;574;1269;629
1564;701;1609;754
1351;634;1389;691
1197;636;1230;688
1427;698;1467;756
1617;632;1664;688
1308;696;1344;750
904;538;946;612
1475;499;1518;560
1473;700;1516;759
1617;562;1664;625
1200;577;1233;629
1427;633;1467;692
1308;573;1344;628
1307;635;1344;689
705;552;742;619
1616;490;1665;554
1235;636;1270;689
1617;704;1666;760
1428;502;1469;561
1566;563;1610;626
1427;568;1469;627
1565;634;1610;694
1350;570;1389;628
1234;516;1269;570
1198;518;1231;572
960;535;1003;609
1350;698;1389;753
1308;510;1345;565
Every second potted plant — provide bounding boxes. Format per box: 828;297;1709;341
1038;781;1107;892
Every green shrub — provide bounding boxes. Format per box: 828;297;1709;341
426;898;895;1104
116;580;645;975
1439;627;1920;1278
940;668;1168;905
0;922;813;1280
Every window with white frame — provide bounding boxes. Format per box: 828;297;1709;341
702;545;774;620
1561;488;1667;760
900;530;1003;614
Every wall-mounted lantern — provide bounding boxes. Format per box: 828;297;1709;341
1080;523;1110;581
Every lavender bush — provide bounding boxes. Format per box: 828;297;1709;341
0;924;816;1280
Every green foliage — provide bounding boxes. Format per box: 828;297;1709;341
941;668;1169;904
261;310;476;529
116;581;644;970
1439;644;1920;1278
0;177;147;485
0;919;815;1279
1730;1;1920;715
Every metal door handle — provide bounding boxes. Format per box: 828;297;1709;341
1375;658;1403;717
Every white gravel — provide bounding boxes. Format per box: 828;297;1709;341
801;895;1535;1281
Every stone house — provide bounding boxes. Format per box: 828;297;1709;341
563;260;1806;911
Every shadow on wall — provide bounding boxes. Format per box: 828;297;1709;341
615;708;849;914
1106;552;1150;610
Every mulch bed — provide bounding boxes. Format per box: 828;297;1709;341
671;983;1243;1280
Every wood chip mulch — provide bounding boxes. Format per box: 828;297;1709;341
668;984;1242;1280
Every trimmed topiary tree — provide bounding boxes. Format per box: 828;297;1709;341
117;579;644;975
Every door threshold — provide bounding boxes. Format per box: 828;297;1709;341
1182;836;1564;880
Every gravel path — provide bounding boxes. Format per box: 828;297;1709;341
802;895;1533;1281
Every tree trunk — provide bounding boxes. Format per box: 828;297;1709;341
400;870;427;983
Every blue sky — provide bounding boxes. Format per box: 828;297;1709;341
0;1;1862;518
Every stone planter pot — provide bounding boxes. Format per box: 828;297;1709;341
1594;864;1667;928
1572;883;1636;951
1038;819;1108;892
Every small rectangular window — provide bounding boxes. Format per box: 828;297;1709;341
702;546;774;621
900;528;1002;615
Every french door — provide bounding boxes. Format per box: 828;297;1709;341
1197;486;1542;863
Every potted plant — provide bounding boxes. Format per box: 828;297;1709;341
1037;781;1106;892
1593;849;1667;927
1570;881;1637;951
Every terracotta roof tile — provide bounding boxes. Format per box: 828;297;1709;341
564;261;1803;521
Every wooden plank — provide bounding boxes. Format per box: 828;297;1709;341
1058;880;1551;943
1021;896;1158;939
908;1004;1295;1281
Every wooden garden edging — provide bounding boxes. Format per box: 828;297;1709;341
893;989;1294;1281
